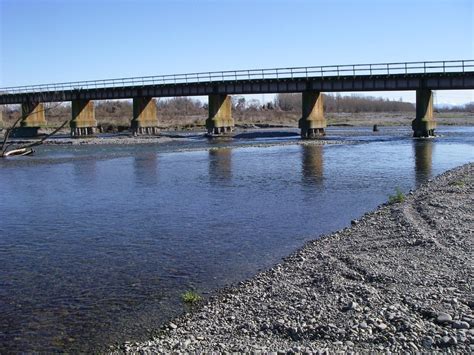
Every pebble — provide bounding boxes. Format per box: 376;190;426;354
452;320;470;329
437;312;452;324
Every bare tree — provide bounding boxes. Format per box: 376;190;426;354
1;93;68;157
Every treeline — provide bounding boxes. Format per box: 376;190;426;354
273;93;415;113
6;94;471;128
437;102;474;113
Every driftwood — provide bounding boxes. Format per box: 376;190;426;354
3;148;34;157
1;113;69;158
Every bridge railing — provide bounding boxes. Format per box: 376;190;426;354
1;60;473;95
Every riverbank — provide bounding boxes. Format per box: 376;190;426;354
118;163;473;353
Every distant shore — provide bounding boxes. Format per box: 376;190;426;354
1;111;472;134
117;163;473;353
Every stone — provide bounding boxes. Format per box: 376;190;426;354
452;320;470;329
342;301;359;312
437;312;453;324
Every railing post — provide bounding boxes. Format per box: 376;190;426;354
352;65;355;76
370;64;372;76
386;64;389;75
209;72;211;82
248;70;250;80
291;68;293;79
443;62;445;73
262;69;265;79
424;62;426;73
305;67;308;79
462;60;465;72
337;66;339;76
276;69;278;79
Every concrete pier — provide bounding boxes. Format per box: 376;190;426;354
299;91;326;139
412;89;436;137
11;102;47;137
71;100;97;137
131;97;159;135
206;94;234;135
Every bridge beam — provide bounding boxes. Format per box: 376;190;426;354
299;91;326;139
70;100;97;137
131;97;159;135
412;89;436;137
206;94;234;135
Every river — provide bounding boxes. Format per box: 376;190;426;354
0;125;473;352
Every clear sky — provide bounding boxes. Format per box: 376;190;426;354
0;0;473;104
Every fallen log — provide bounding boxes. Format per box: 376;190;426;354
3;148;34;157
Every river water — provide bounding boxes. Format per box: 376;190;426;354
0;126;473;352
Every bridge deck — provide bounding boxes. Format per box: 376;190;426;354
1;60;473;105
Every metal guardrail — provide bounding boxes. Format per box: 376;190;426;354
1;60;473;95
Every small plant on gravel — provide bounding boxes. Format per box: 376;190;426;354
388;188;406;204
181;290;202;304
450;179;465;187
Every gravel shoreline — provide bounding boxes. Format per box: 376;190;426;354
118;163;473;353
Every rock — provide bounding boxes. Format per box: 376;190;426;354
422;336;434;348
169;322;178;329
452;320;470;329
359;321;368;329
437;312;453;324
342;301;360;312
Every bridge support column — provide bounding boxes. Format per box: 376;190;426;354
11;102;47;137
206;94;234;135
131;97;159;135
412;89;436;137
70;100;97;137
299;91;326;139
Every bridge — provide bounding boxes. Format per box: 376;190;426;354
0;60;473;138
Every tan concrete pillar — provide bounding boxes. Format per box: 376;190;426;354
299;91;326;138
21;102;47;127
206;94;234;135
70;100;97;137
412;89;436;137
131;97;159;135
10;102;47;137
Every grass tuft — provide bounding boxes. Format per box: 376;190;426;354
388;188;406;204
181;290;202;304
450;179;465;187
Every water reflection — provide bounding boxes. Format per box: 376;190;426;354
208;148;232;184
73;158;97;184
134;153;159;186
413;140;433;186
301;144;324;186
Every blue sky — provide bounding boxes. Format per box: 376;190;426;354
0;0;473;104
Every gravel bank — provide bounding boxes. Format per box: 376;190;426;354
119;163;473;353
